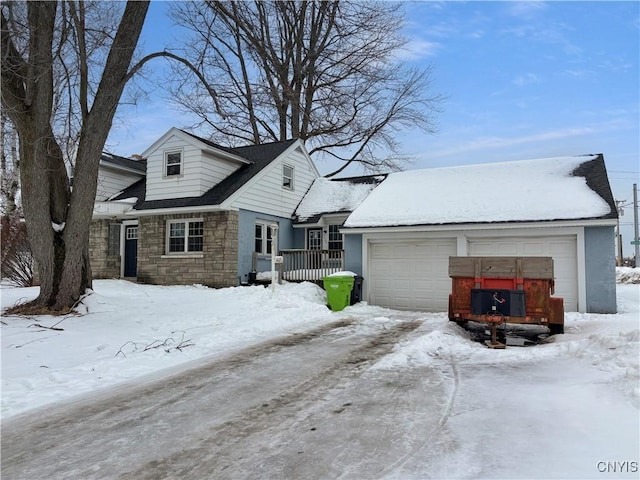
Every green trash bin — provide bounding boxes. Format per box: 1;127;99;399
323;274;355;312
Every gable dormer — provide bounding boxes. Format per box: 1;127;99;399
142;128;251;202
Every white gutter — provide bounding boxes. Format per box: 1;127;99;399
128;204;239;216
93;200;137;218
341;218;617;234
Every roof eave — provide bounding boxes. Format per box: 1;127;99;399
127;204;237;217
341;217;618;233
99;161;146;175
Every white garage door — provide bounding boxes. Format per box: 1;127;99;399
468;236;578;311
368;239;457;311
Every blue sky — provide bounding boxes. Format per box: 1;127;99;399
107;1;639;254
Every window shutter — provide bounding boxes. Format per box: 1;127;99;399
108;224;121;255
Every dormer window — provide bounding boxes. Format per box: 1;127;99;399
282;164;294;190
165;151;182;177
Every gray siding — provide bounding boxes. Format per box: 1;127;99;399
584;226;617;313
237;209;294;282
344;233;363;275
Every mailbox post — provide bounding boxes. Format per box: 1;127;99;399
269;224;279;292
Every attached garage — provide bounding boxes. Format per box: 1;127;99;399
342;155;619;314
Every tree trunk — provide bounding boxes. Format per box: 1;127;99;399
1;1;149;313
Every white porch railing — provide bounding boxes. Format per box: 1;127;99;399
280;249;345;282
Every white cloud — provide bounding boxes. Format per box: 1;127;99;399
563;69;595;79
506;1;548;19
513;73;541;87
429;126;597;158
397;39;441;60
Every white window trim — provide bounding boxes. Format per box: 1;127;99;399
282;164;294;191
255;220;275;256
165;217;204;255
125;225;138;240
328;224;343;250
164;149;184;178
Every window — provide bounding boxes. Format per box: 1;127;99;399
255;222;273;255
165;151;182;177
307;228;322;250
125;226;138;240
282;164;294;190
107;224;121;255
167;219;203;254
328;224;343;250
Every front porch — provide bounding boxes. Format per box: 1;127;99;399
279;249;345;284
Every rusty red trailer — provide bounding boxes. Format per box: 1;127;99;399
448;257;564;345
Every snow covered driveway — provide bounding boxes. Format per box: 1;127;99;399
2;317;433;479
1;278;638;479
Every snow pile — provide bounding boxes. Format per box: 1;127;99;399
559;329;639;404
617;266;640;284
345;155;612;227
1;280;334;418
295;177;379;221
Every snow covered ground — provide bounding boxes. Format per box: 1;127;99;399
1;270;639;478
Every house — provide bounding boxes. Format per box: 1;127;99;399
333;154;618;314
92;132;618;314
90;127;319;286
285;175;386;281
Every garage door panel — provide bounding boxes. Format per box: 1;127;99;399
370;259;394;274
372;294;391;306
413;261;438;273
548;240;575;256
522;242;545;255
468;243;493;255
370;277;391;290
395;260;414;272
371;244;399;258
392;279;412;291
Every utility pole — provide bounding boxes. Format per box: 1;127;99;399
615;199;624;265
634;183;639;265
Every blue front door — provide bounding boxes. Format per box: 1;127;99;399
124;225;138;277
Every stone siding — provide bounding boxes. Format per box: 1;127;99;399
136;211;239;287
89;219;121;278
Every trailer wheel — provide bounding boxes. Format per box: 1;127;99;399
549;324;564;335
451;319;468;329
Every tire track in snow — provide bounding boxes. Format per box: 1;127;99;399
2;318;424;480
375;352;461;479
121;319;424;480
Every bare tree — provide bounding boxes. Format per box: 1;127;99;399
0;112;32;287
1;111;20;218
1;1;149;312
169;0;443;176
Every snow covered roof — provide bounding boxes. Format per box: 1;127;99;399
344;154;617;228
100;152;146;173
294;175;386;223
